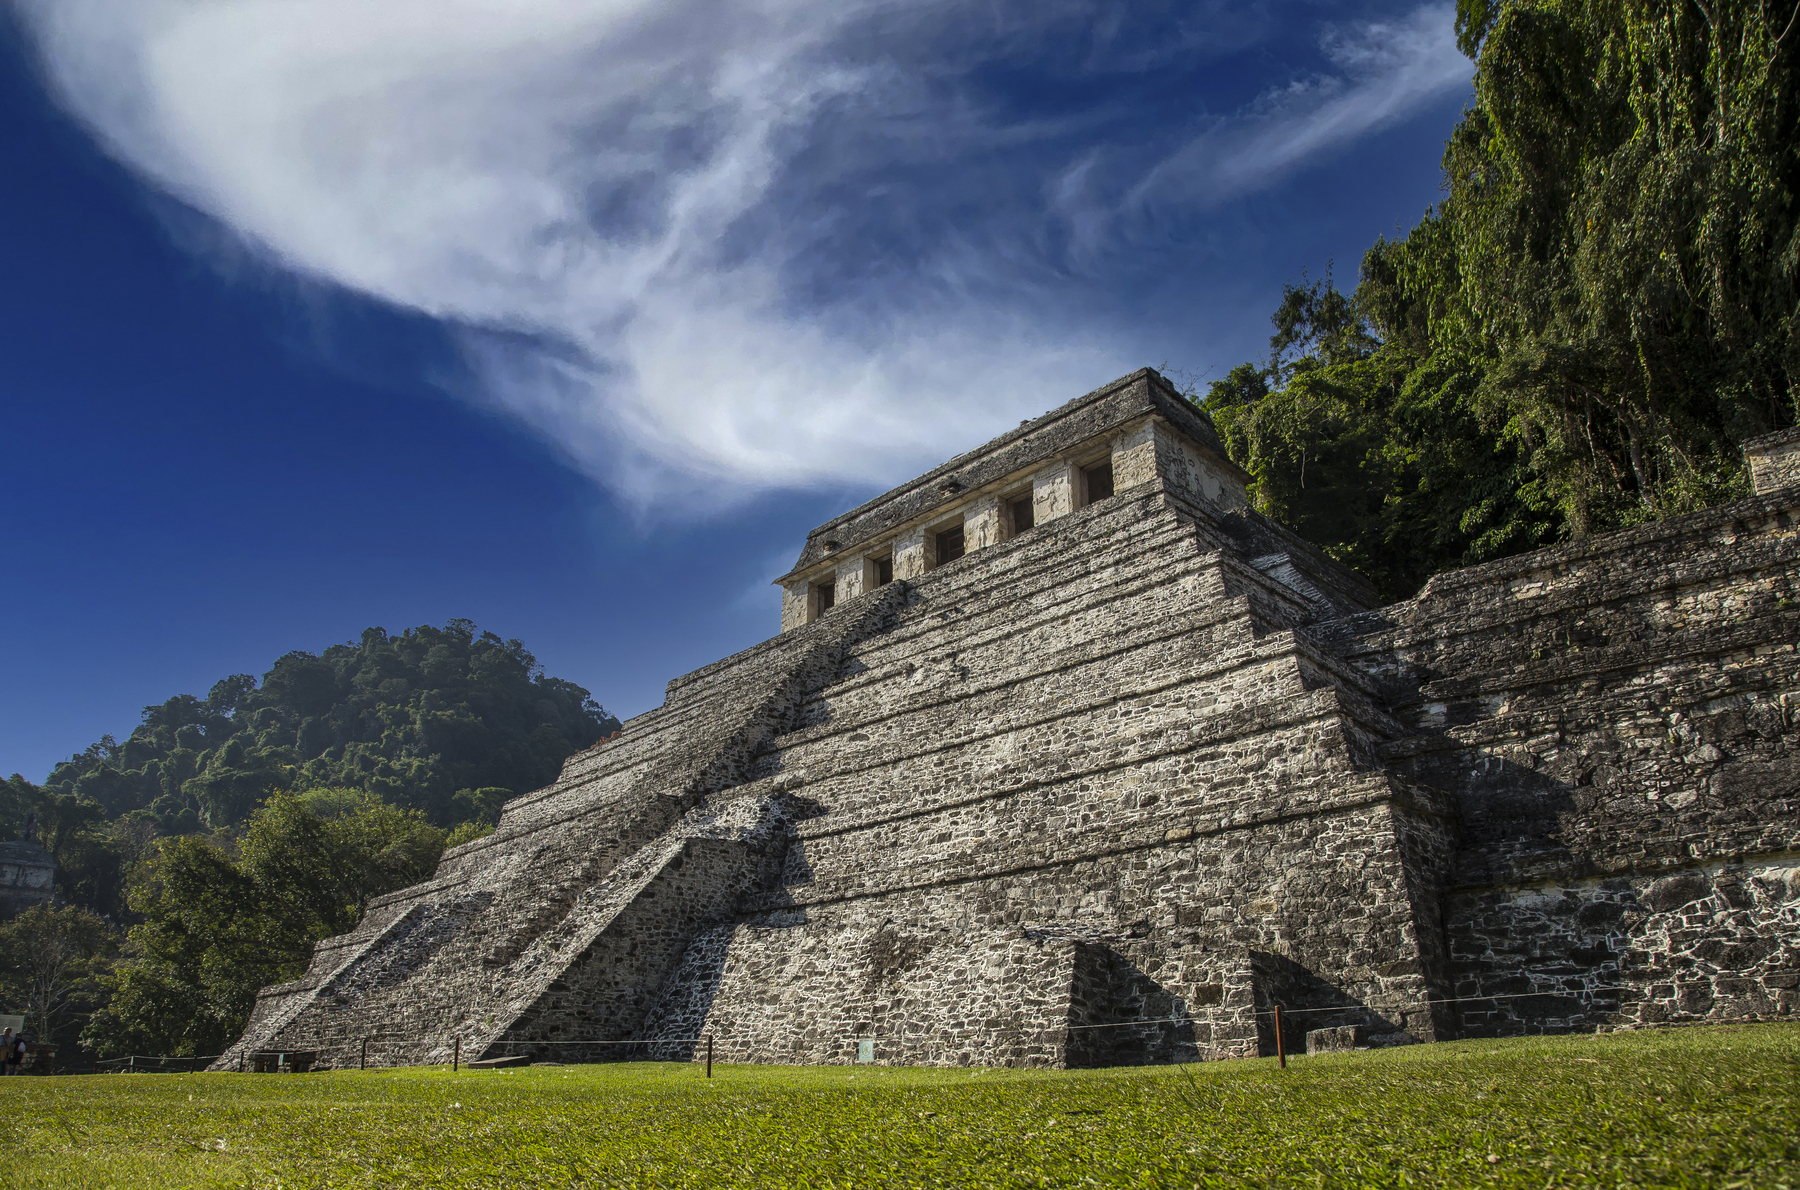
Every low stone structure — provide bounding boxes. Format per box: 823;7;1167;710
220;368;1800;1071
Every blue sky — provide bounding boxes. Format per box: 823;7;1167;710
1;0;1470;783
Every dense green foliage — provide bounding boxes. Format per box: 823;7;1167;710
0;773;148;917
0;904;115;1053
0;621;611;1057
1204;0;1797;600
26;619;617;844
6;1026;1796;1188
81;790;449;1059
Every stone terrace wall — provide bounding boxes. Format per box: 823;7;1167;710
1319;488;1800;1034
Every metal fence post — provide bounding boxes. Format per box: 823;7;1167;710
361;1037;368;1071
453;1036;460;1073
706;1035;713;1079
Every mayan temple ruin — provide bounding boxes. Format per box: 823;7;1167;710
219;368;1800;1071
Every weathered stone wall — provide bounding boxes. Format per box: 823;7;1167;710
1321;488;1800;1036
221;368;1800;1071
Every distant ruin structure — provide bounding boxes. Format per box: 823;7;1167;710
221;369;1800;1070
1;813;56;919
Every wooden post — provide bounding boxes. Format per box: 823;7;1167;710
706;1036;713;1079
453;1036;460;1073
1274;1006;1286;1069
361;1037;369;1071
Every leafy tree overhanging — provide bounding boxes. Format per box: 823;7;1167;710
1200;0;1797;601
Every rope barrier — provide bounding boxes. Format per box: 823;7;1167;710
93;1054;225;1065
1235;984;1633;1022
93;1054;225;1072
889;985;1634;1034
486;1038;708;1046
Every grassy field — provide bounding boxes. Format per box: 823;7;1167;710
2;1024;1795;1189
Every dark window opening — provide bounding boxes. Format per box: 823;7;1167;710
874;556;894;586
814;581;836;614
935;524;966;565
1008;495;1035;533
1081;459;1115;504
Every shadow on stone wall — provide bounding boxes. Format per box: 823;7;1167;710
1064;940;1197;1068
639;908;814;1061
1249;951;1417;1056
1446;861;1799;1036
638;922;736;1061
1396;750;1577;887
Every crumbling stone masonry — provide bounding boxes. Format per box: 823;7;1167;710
220;369;1800;1071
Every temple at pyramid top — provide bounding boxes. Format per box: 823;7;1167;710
774;368;1251;631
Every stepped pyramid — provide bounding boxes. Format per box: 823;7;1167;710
221;370;1800;1070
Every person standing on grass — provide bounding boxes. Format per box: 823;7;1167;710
0;1028;10;1076
6;1031;23;1076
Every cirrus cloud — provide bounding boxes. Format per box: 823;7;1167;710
11;0;1469;511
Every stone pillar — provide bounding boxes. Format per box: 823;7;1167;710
836;561;863;601
963;494;1002;551
1744;428;1800;495
893;528;928;580
1111;421;1158;490
1032;462;1076;525
780;583;810;633
1150;421;1249;509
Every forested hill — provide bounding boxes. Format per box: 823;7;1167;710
26;620;620;838
1199;0;1798;602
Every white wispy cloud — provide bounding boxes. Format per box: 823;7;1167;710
1063;4;1470;253
1176;4;1470;199
12;0;1469;512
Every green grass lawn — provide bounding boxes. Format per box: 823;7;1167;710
3;1024;1795;1189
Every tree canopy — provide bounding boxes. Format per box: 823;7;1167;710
1202;0;1797;600
80;789;449;1058
0;904;115;1053
35;620;619;839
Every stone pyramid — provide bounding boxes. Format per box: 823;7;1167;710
220;369;1800;1070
